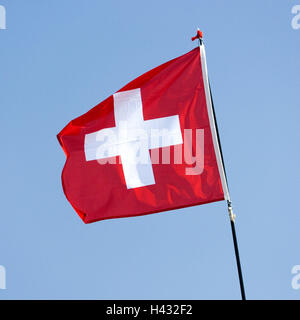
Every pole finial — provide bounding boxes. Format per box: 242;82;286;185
191;28;203;41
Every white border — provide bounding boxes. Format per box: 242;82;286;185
199;44;230;201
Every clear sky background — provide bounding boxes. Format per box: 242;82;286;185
0;0;299;300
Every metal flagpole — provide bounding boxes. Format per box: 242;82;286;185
193;29;246;300
208;84;246;300
210;86;246;301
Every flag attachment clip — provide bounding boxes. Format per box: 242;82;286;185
227;201;236;222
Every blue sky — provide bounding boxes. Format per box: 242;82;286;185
0;0;300;299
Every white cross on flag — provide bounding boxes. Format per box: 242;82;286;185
85;88;183;189
57;45;229;223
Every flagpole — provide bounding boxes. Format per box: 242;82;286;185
194;29;246;300
209;82;246;301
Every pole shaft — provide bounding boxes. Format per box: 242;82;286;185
228;207;246;300
209;78;247;299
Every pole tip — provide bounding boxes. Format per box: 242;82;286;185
191;28;203;41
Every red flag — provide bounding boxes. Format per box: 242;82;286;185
57;46;229;223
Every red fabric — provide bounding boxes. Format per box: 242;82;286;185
57;47;224;223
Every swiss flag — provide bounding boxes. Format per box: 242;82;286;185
57;46;229;223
